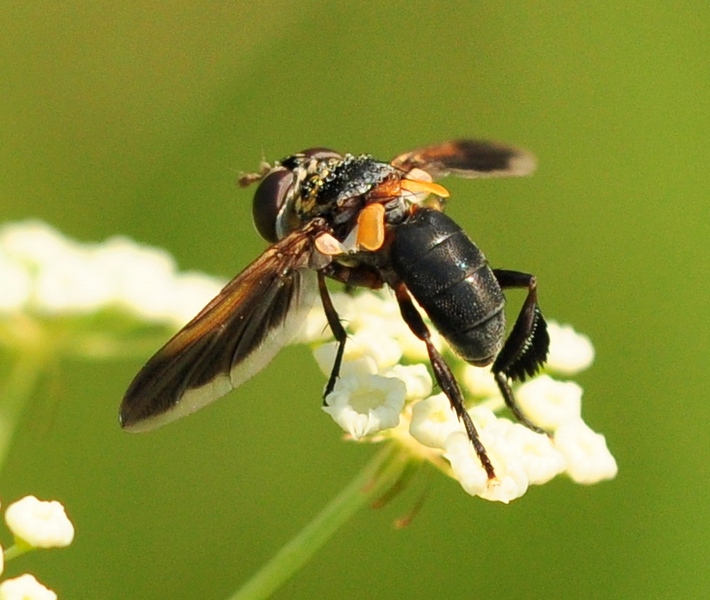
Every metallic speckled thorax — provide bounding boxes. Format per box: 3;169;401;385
286;153;397;221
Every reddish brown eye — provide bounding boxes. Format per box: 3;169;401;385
252;149;342;242
252;169;293;242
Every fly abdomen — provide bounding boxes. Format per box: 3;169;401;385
389;208;505;366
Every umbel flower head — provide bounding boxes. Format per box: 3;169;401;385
299;289;617;504
0;220;614;506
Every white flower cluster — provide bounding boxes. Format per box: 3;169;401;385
302;289;617;504
0;575;56;600
0;495;74;598
0;221;224;327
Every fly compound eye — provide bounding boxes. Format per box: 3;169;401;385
252;168;294;242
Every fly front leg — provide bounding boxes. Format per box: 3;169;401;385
318;263;385;399
491;269;550;433
393;282;496;480
317;271;348;399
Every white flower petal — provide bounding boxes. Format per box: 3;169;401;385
348;330;402;370
547;321;595;374
0;574;57;600
312;330;401;376
445;419;532;503
479;472;528;504
384;364;433;401
516;375;582;431
0;251;32;312
467;405;500;429
504;423;567;485
323;373;406;439
0;221;75;266
443;431;489;497
385;315;445;361
94;237;177;320
344;290;441;360
33;246;113;313
460;365;499;398
410;393;464;448
311;341;339;377
476;420;529;503
345;290;399;330
5;496;74;549
554;419;618;484
312;344;378;379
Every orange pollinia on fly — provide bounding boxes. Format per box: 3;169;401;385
120;139;548;480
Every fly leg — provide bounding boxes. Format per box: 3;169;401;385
317;271;348;398
318;263;385;398
491;269;550;433
393;282;496;480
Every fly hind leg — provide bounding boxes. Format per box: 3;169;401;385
491;269;550;433
393;282;496;480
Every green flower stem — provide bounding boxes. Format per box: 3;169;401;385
0;351;46;474
3;541;33;562
228;445;410;600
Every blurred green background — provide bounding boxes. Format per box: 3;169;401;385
2;2;708;598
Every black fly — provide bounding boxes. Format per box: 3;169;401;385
120;140;549;479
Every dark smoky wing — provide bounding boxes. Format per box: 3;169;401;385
391;139;537;179
120;228;319;432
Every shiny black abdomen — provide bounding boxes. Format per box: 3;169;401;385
389;208;505;366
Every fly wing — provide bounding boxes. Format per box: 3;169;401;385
391;139;536;179
120;228;319;432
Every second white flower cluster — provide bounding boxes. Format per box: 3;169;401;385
0;221;224;327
